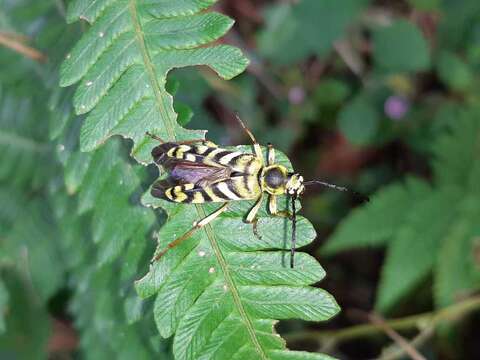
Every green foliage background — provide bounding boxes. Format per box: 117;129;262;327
1;0;480;359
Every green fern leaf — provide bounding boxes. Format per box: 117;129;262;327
136;149;338;359
59;136;156;270
434;196;480;307
61;0;248;163
432;107;480;188
323;106;480;312
1;1;163;355
0;270;51;357
0;90;51;190
376;187;461;312
66;0;117;24
5;200;66;302
61;1;339;359
323;176;430;255
432;113;480;307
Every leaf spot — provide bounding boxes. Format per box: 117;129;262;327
208;267;215;274
198;250;206;257
99;32;105;38
66;53;71;59
223;284;228;292
57;144;65;152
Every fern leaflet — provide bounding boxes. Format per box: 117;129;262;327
324;108;480;312
61;1;340;359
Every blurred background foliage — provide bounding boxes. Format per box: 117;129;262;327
1;0;480;359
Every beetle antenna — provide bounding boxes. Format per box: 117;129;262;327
304;180;369;202
290;194;297;268
146;131;164;143
233;111;258;145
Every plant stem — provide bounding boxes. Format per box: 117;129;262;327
0;31;47;62
285;296;480;347
380;325;435;360
368;313;426;360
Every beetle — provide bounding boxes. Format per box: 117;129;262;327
147;115;365;267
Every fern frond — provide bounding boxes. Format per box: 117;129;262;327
62;1;339;359
0;269;51;356
434;196;480;307
3;198;65;302
376;187;461;312
432;107;480;188
323;107;480;312
136;149;338;359
431;111;480;307
57;134;156;269
0;0;162;355
323;177;430;255
0;90;51;190
61;0;248;163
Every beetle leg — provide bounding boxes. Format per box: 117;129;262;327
246;194;263;223
268;195;277;215
151;203;229;263
267;143;275;165
245;194;264;239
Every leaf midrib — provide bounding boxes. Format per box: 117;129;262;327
127;2;268;359
129;0;175;140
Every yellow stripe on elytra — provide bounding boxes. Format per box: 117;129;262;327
184;153;196;162
167;147;176;157
176;145;192;159
233;177;260;199
247;158;262;174
218;151;242;165
247;175;260;195
217;182;240;200
165;188;174;200
233;177;248;197
183;183;194;190
192;191;205;203
203;141;217;147
194;144;211;154
203;148;228;167
204;186;223;202
204;148;225;159
171;185;188;202
231;155;262;175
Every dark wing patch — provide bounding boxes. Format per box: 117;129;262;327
151;179;171;200
170;162;231;185
152;142;232;186
151;142;177;164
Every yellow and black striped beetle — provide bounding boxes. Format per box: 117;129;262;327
147;115;365;267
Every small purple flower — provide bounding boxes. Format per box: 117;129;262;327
384;95;410;120
288;86;305;105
